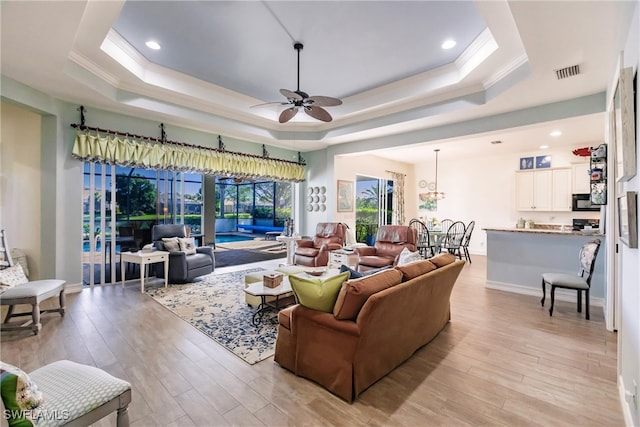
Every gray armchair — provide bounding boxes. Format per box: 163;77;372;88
151;224;214;283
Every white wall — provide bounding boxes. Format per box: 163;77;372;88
412;145;600;256
333;153;416;230
616;2;640;424
0;101;43;279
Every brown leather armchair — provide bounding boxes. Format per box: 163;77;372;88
355;225;418;272
294;223;347;267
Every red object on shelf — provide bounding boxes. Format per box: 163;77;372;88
572;147;591;157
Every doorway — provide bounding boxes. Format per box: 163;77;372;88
354;175;394;244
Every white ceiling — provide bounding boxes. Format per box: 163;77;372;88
0;1;635;164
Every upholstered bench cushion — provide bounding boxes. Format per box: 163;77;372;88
29;360;131;427
0;280;65;302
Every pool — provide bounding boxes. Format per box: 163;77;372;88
82;242;122;252
215;234;256;243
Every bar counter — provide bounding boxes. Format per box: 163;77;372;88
483;228;606;305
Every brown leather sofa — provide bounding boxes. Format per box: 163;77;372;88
355;225;418;271
275;253;465;402
294;222;347;267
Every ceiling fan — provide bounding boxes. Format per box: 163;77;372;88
256;42;342;123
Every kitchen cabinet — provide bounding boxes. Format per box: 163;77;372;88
572;163;590;194
551;168;572;211
515;168;571;211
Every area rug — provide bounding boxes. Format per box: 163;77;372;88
146;268;278;365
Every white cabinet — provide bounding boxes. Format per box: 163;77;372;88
551;168;572;211
515;168;571;211
329;250;359;268
572;163;590;194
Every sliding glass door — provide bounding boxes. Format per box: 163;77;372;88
82;163;202;286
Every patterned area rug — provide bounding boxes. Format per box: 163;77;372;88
146;268;278;365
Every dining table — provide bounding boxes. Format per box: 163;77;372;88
427;228;447;254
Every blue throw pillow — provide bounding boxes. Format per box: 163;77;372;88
340;264;391;279
340;264;363;279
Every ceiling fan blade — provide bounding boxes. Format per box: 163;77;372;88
307;96;342;107
304;106;332;122
279;107;299;123
280;89;303;101
250;101;289;108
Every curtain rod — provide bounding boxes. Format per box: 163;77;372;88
385;170;406;176
70;121;306;166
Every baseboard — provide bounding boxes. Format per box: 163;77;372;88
486;280;604;307
618;375;636;426
65;282;83;294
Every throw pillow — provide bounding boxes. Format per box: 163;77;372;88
339;264;391;279
0;361;44;427
428;252;457;268
161;237;180;252
333;269;403;320
178;237;197;255
339;264;363;279
397;247;422;266
0;264;28;290
289;271;350;313
395;259;437;282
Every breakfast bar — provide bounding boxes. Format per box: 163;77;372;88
484;228;606;305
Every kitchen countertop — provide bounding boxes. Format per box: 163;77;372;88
483;227;604;237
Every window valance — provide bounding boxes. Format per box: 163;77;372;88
72;131;306;182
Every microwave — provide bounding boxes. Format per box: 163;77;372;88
572;194;600;211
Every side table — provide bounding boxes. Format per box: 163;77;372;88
329;249;359;268
120;250;169;293
276;235;302;265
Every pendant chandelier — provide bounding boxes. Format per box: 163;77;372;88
424;149;445;200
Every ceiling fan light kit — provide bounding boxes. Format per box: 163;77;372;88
277;41;342;123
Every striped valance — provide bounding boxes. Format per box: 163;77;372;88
72;131;306;182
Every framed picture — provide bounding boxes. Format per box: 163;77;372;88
418;194;437;211
519;157;534;170
535;155;552;169
613;67;637;182
337;180;354;212
618;191;638;248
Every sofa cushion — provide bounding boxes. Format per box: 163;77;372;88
397;247;422;265
178;237;197;255
333;269;403;320
429;253;457;268
358;255;395;269
289;271;350;313
1;361;44;427
395;259;437;281
295;247;320;257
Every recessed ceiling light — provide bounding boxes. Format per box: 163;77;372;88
441;39;456;50
540;145;549;149
550;130;562;137
145;40;161;50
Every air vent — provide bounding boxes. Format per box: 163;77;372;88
555;64;580;80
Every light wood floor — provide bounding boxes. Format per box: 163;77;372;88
1;256;623;426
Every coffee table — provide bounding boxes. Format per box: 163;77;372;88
244;276;296;326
